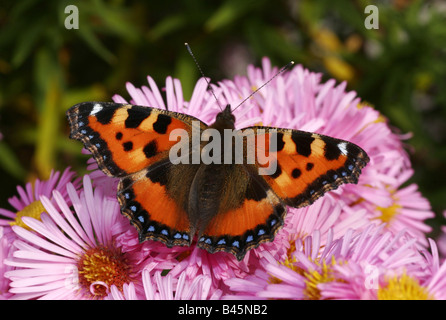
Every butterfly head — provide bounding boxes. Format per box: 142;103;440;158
212;104;235;130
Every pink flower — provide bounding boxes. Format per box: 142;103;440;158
0;168;82;298
423;244;446;300
0;168;81;229
364;239;446;300
225;225;432;299
317;226;432;299
4;175;174;299
166;245;250;295
437;211;446;259
355;176;434;246
231;194;370;279
0;227;15;299
108;269;222;300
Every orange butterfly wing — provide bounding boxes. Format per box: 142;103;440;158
117;161;194;247
67;102;205;247
241;127;369;207
67;102;204;176
196;127;369;260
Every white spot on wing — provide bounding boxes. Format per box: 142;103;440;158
338;142;348;155
90;103;103;115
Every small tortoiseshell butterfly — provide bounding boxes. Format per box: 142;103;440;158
67;99;369;260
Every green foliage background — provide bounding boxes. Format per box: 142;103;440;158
0;0;445;233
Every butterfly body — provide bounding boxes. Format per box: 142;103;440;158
67;101;369;260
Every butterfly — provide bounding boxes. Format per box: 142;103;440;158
66;101;369;261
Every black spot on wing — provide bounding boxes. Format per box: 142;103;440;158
306;162;314;171
324;138;342;160
95;105;119;125
125;107;151;129
123;141;133;151
153;114;172;134
291;132;314;157
143;140;157;158
292;168;301;178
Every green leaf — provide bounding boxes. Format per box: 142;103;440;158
77;24;116;64
88;0;140;43
205;0;262;32
149;14;187;41
11;19;45;67
33;48;63;178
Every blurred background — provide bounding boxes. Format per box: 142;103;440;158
0;0;445;234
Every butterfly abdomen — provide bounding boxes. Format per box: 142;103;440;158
187;165;217;226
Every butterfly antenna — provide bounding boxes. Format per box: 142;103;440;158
232;60;295;112
185;43;223;111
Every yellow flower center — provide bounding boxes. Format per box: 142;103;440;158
373;187;402;224
302;257;341;300
10;200;46;230
378;274;433;300
269;238;343;299
376;202;402;223
77;246;132;298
